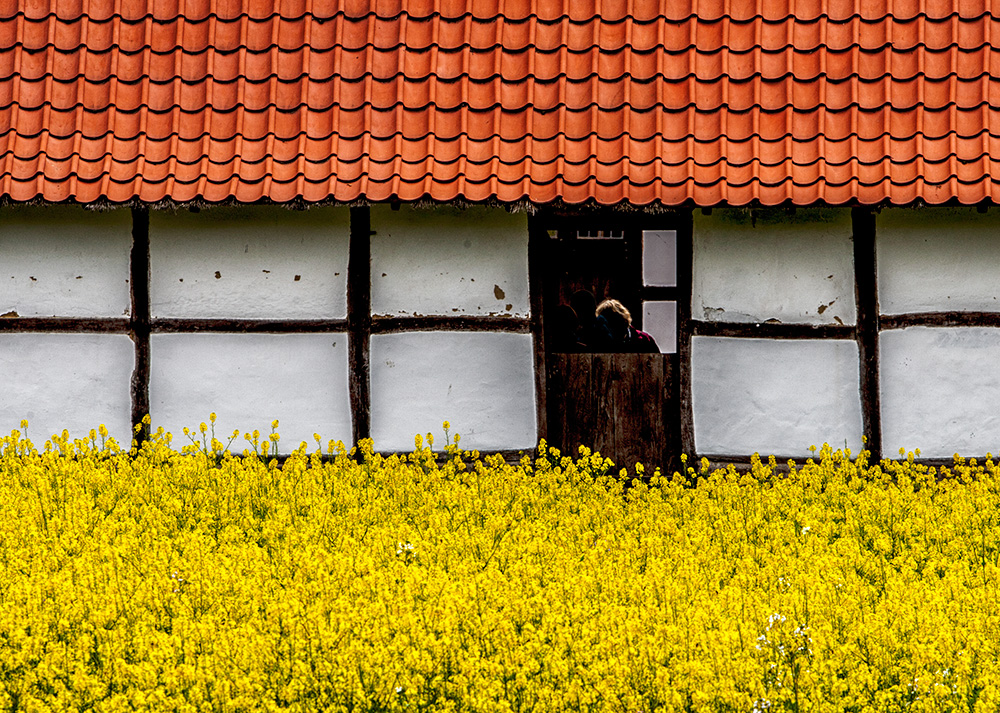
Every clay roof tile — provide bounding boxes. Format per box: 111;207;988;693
1;1;999;205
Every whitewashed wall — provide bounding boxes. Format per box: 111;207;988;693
881;327;1000;458
0;334;133;444
370;205;529;317
150;207;350;319
691;337;863;456
877;207;1000;314
0;206;131;318
370;332;536;452
692;208;856;325
150;334;352;451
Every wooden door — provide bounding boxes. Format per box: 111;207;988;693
547;352;678;474
537;220;682;475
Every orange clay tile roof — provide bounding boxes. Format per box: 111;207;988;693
0;0;998;207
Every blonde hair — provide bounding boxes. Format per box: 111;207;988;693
596;298;632;325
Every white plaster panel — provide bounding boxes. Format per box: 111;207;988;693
880;327;1000;458
370;205;529;317
149;206;350;319
150;333;352;451
370;332;536;451
877;207;1000;314
0;334;133;444
692;208;856;325
691;337;863;456
0;206;131;318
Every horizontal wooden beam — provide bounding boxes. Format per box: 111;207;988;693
0;317;130;333
691;320;855;340
641;285;679;302
151;318;350;333
881;311;1000;330
371;315;530;334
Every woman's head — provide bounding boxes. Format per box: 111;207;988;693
597;299;631;339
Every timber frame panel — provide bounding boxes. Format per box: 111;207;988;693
0;206;531;453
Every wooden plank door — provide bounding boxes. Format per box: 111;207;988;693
547;353;678;474
536;219;682;475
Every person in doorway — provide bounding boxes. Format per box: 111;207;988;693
551;304;585;351
570;289;614;351
596;299;659;353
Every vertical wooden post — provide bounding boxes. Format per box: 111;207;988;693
129;206;151;442
676;207;696;460
348;206;372;446
527;213;548;446
853;207;882;461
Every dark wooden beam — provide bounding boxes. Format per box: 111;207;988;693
0;317;130;332
151;318;349;333
348;206;372;446
881;311;1000;330
691;320;855;340
853;206;882;461
370;315;529;334
641;285;679;302
527;213;549;445
130;207;151;441
676;208;696;457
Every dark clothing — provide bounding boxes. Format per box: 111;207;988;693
626;326;660;353
577;314;615;351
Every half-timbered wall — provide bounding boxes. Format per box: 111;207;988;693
0;204;535;454
689;208;864;458
368;205;536;452
877;207;1000;459
0;207;134;441
7;202;1000;463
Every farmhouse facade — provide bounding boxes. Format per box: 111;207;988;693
2;1;999;465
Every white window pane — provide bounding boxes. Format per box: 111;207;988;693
642;230;677;287
642;301;677;353
150;333;352;451
150;207;350;320
692;337;863;457
0;206;131;318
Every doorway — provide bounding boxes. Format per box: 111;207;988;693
533;213;684;474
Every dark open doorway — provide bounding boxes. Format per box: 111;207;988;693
532;211;685;475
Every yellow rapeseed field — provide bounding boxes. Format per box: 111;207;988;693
1;418;999;713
